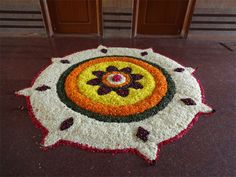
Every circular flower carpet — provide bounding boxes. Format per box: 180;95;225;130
16;46;214;164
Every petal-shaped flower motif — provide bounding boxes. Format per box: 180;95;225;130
141;51;148;56
131;74;143;80
92;71;105;78
116;88;129;97
130;82;143;89
87;78;101;85
87;65;144;97
136;126;149;142
60;117;74;131
174;68;185;72
181;98;196;105
97;86;112;95
106;66;118;72
120;67;132;74
100;48;107;53
60;60;70;64
35;85;51;91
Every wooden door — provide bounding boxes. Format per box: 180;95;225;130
136;0;189;35
47;0;101;34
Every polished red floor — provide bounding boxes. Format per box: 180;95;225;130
0;37;235;177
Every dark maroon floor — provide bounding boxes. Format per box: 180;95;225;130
0;37;235;177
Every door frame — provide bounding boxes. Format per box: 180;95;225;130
132;0;196;38
39;0;53;36
39;0;103;36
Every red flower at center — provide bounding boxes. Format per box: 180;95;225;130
112;74;122;82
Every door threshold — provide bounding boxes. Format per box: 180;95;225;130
52;34;101;38
135;34;184;39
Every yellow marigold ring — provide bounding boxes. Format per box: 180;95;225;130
75;60;157;106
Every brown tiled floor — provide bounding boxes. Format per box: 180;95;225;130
0;37;235;177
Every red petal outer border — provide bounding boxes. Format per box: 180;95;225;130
15;46;215;164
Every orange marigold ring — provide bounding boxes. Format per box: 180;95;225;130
58;56;175;122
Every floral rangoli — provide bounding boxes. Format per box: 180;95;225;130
16;46;214;164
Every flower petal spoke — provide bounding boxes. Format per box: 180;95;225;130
60;117;74;131
116;88;129;97
131;74;143;80
106;66;118;72
141;51;148;56
87;78;101;85
181;98;196;105
120;67;132;74
92;71;105;78
100;48;107;53
60;59;70;64
130;82;143;89
174;68;185;72
97;86;112;95
136;126;150;142
35;85;51;91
